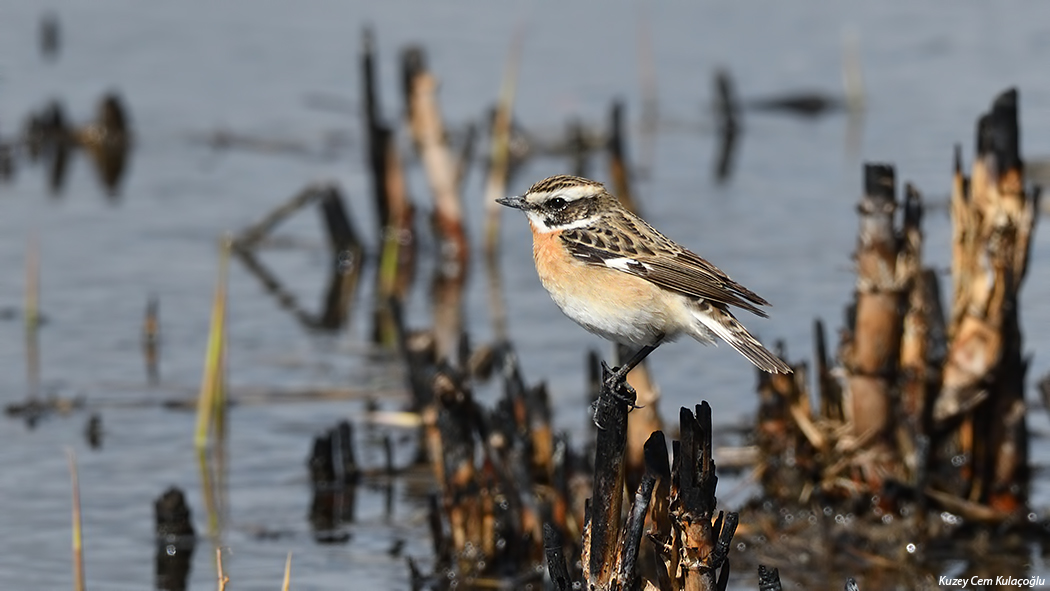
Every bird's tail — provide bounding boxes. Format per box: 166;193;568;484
692;303;792;374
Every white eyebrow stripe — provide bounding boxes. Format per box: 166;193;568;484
604;257;651;272
557;185;599;201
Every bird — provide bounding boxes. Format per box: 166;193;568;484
496;174;791;386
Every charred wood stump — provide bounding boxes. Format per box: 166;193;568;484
155;487;196;591
934;88;1037;512
847;164;903;446
662;403;737;591
306;421;359;543
582;364;635;587
570;389;736;590
617;343;663;497
825;164;912;494
413;349;565;587
754;356;820;502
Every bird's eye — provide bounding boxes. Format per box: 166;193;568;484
549;197;568;210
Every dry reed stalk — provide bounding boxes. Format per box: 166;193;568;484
567;118;590;177
143;295;160;384
897;184;925;372
193;240;231;545
194;238;230;451
197;445;222;541
282;552;292;591
409;72;468;276
607;100;638;214
375;128;416;347
482;33;523;344
845;164;902;450
215;548;228;591
814;319;843;422
454;122;477;191
361;28;390;230
948;146;973;337
429;272;465;366
482;31;522;262
382;128;415;298
66;448;85;591
25;233;40;401
896;184;930;461
406;67;468;360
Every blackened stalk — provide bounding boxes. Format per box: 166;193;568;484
585;365;634;586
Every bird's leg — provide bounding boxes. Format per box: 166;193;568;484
601;335;665;408
613;336;665;381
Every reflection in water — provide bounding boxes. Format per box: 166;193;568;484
307;421;359;543
39;12;60;61
22;100;71;195
232;184;365;331
708;67;865;184
76;93;132;198
14;93;132;198
143;295;160;385
0;142;13;180
317;188;365;330
84;413;103;449
712;69;741;184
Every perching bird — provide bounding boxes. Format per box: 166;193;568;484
497;174;790;382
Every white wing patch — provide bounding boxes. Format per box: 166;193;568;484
604;257;651;273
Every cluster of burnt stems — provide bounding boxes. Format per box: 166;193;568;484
295;35;1039;589
5;20;1028;590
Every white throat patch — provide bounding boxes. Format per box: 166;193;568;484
526;210;596;233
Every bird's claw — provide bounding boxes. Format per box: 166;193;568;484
599;361;643;410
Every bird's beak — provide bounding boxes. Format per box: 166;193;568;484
496;195;527;210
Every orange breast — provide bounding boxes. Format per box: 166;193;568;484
529;226;675;345
531;228;575;287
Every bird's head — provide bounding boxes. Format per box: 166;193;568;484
497;175;616;233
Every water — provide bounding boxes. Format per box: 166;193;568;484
2;1;1050;588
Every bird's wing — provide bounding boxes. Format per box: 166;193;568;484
559;214;770;317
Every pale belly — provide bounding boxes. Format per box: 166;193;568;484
530;227;713;347
537;259;692;347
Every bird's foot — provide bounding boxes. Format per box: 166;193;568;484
600;361;643;410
